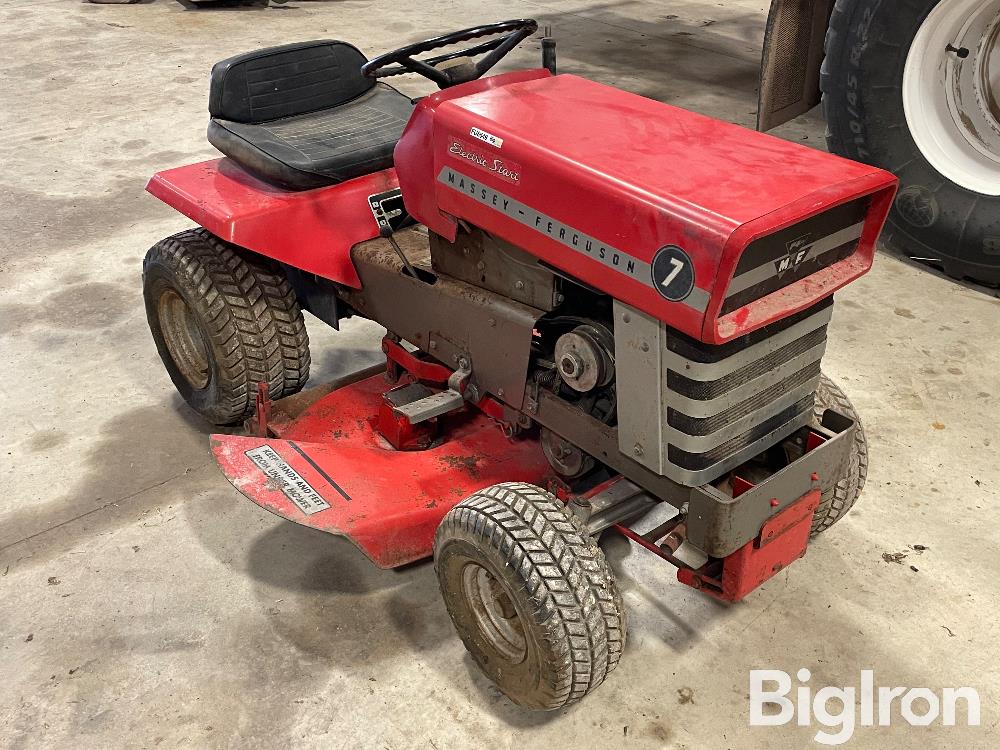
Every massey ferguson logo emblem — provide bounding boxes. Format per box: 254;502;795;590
449;139;521;184
775;236;814;275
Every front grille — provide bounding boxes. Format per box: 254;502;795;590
661;298;832;480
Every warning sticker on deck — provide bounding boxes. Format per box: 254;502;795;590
245;445;330;516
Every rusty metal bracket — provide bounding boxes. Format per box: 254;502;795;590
685;413;854;557
532;388;856;557
252;381;271;438
343;234;543;408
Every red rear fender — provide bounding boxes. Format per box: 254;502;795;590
146;158;400;287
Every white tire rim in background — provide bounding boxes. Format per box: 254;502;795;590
903;0;1000;195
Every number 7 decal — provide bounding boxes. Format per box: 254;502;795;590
651;245;695;301
661;257;685;290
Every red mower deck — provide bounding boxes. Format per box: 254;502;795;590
211;374;553;568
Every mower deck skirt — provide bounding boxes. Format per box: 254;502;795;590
211;375;552;568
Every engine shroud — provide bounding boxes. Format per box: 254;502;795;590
394;71;897;345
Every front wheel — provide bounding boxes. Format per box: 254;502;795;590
433;482;626;710
811;374;868;535
822;0;1000;284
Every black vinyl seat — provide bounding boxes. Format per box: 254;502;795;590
207;40;414;191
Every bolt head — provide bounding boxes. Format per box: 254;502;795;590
559;354;581;378
633;443;644;457
514;280;525;290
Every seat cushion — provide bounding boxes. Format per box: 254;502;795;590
208;84;414;191
209;40;374;123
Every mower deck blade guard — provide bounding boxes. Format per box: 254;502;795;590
211;374;552;568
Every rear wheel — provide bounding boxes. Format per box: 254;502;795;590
142;228;310;425
434;482;626;710
811;374;868;534
822;0;1000;284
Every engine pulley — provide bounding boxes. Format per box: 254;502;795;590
553;323;615;392
540;428;596;479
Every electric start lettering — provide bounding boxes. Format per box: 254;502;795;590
449;140;520;183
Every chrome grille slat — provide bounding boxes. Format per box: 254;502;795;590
663;303;832;376
662;342;827;417
661;302;830;481
667;364;821;444
668;334;827;399
666;397;816;471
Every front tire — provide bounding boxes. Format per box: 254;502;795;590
811;374;868;534
433;482;626;710
822;0;1000;284
142;228;310;425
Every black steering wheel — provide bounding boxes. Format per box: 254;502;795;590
361;19;539;89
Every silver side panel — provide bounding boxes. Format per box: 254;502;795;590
614;300;669;474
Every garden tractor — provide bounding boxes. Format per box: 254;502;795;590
142;20;897;709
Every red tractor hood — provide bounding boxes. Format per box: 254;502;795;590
394;72;897;343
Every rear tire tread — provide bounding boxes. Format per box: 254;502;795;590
143;228;310;424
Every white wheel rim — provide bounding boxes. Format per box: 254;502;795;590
903;0;1000;195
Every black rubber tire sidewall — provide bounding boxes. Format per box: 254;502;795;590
143;267;234;422
433;483;625;710
142;229;311;426
822;0;1000;283
435;540;555;706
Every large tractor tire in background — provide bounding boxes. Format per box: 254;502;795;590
822;0;1000;284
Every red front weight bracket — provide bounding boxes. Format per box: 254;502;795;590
678;483;821;602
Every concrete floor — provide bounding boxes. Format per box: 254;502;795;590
1;0;998;748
